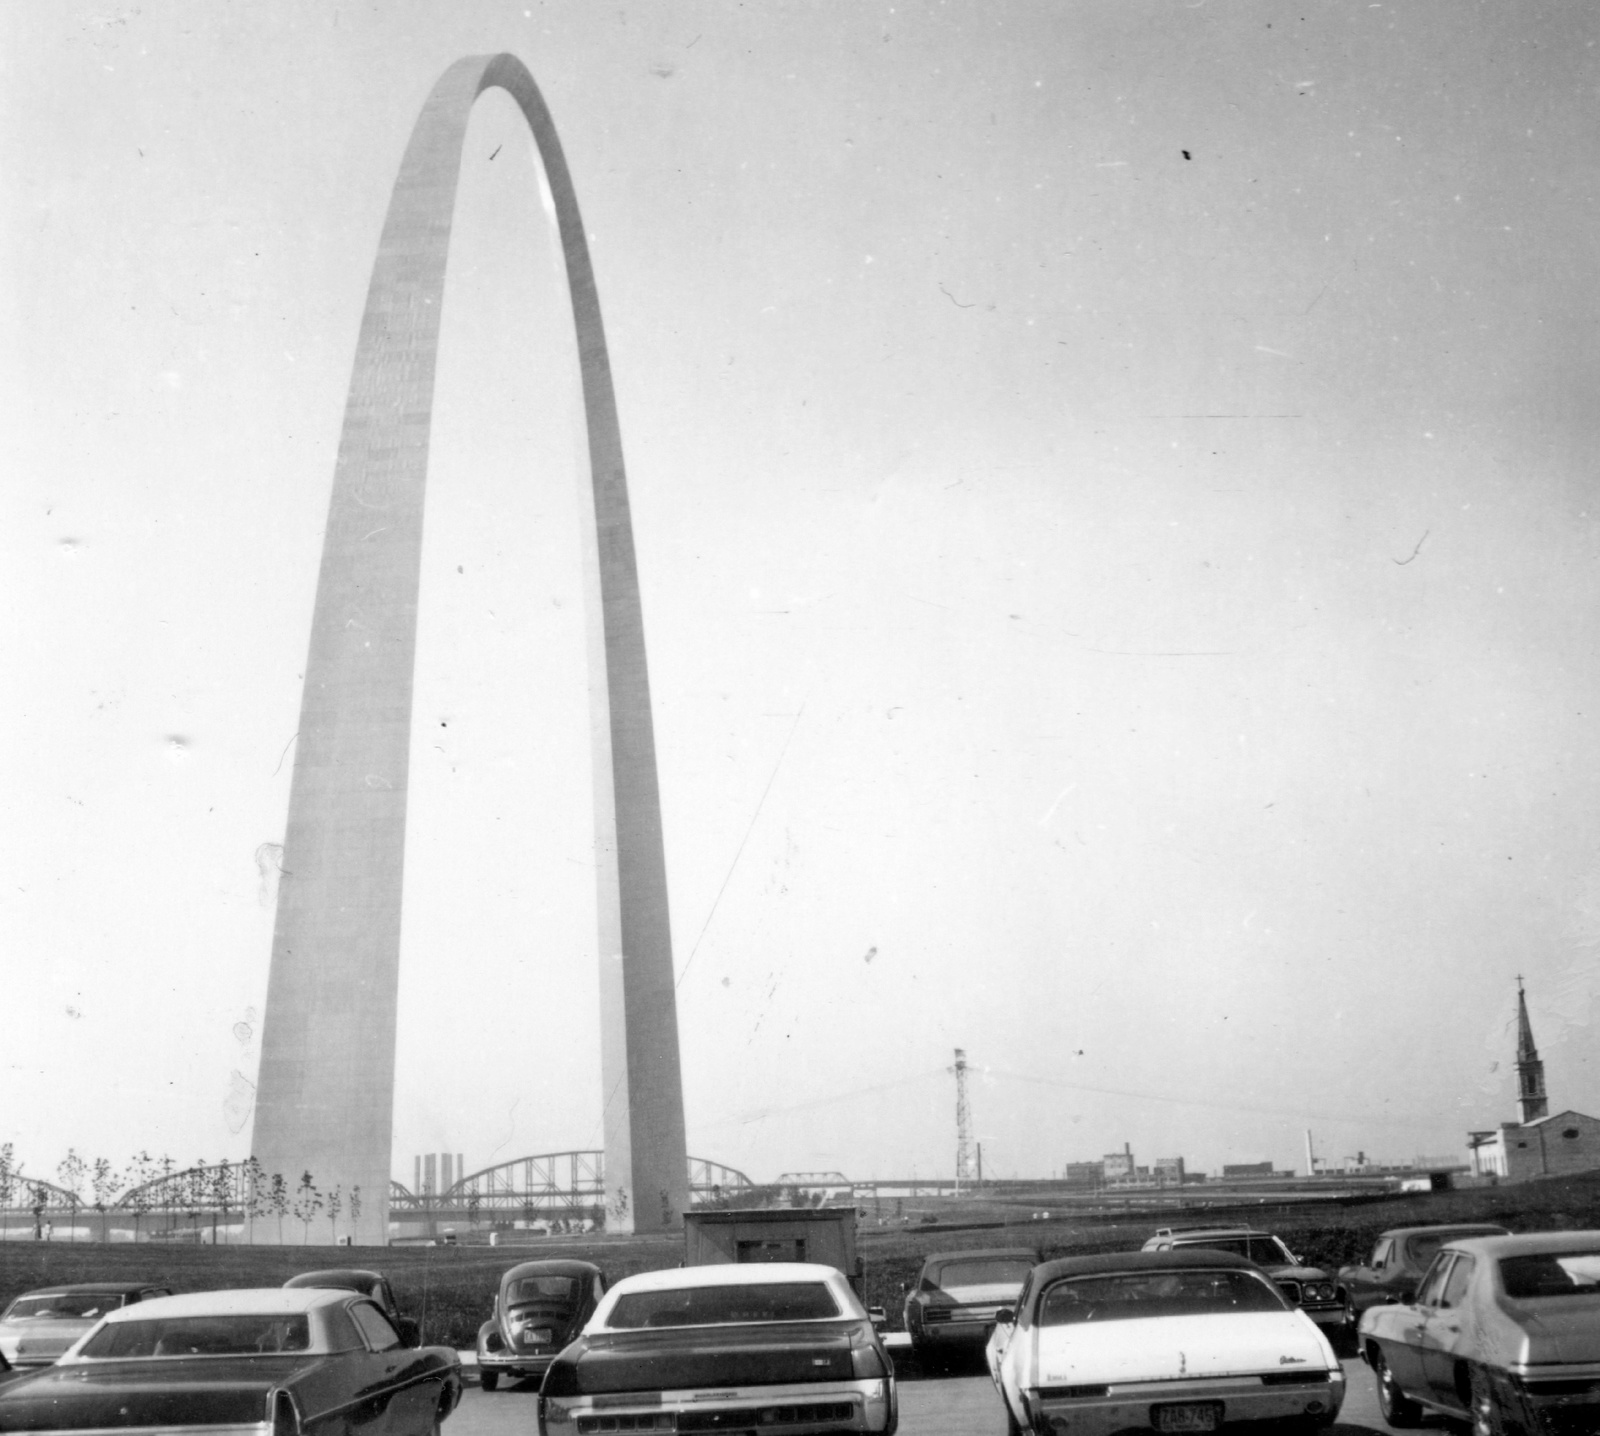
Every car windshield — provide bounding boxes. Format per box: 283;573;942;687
78;1315;312;1358
606;1282;840;1328
928;1260;1031;1290
5;1293;125;1320
1500;1251;1600;1300
1039;1269;1286;1325
507;1276;578;1304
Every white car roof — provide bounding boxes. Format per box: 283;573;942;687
607;1263;846;1293
100;1288;346;1321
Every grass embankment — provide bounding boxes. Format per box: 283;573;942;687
7;1172;1600;1349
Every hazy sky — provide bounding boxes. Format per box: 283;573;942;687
5;1;1599;1194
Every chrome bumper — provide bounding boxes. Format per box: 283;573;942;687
540;1376;895;1435
1026;1368;1344;1436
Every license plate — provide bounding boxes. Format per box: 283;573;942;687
1153;1403;1221;1433
523;1328;552;1345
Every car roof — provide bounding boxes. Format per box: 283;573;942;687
100;1288;353;1322
607;1263;845;1294
284;1269;384;1289
8;1282;163;1298
1378;1224;1510;1241
1161;1228;1271;1239
1032;1250;1263;1283
920;1248;1038;1267
499;1260;604;1281
1436;1231;1600;1259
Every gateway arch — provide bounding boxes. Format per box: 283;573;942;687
251;54;688;1243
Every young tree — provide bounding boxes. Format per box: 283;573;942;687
241;1156;267;1245
348;1185;362;1242
155;1154;176;1237
292;1172;323;1245
56;1149;86;1242
0;1144;16;1243
326;1184;343;1244
90;1157;123;1242
269;1173;290;1244
123;1152;156;1242
209;1159;235;1245
183;1160;208;1238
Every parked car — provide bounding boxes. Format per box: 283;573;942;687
987;1249;1344;1436
537;1262;897;1436
0;1287;462;1436
1140;1225;1343;1332
1335;1222;1509;1334
474;1260;604;1391
0;1284;172;1369
1359;1230;1600;1433
902;1248;1036;1360
282;1268;418;1342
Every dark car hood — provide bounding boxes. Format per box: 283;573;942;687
549;1322;867;1396
0;1357;319;1430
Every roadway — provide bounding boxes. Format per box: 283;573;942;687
450;1354;1403;1435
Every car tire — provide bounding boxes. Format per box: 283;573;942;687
1374;1350;1423;1429
1342;1292;1359;1335
1003;1394;1025;1436
479;1371;497;1392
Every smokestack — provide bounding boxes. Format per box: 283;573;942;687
1304;1130;1315;1178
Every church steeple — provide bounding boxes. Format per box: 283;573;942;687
1515;976;1548;1124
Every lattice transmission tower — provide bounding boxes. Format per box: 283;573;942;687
954;1048;974;1189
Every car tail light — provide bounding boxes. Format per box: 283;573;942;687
849;1321;890;1379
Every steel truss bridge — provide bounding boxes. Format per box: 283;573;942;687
391;1152;755;1219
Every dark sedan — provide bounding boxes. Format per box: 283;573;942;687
1359;1230;1600;1433
0;1287;461;1436
474;1260;604;1391
283;1269;418;1344
1335;1221;1508;1335
538;1263;896;1436
902;1249;1036;1360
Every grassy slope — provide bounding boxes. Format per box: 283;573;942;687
7;1173;1600;1349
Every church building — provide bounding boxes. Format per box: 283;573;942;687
1468;979;1600;1180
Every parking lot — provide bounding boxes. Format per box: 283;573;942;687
449;1353;1396;1436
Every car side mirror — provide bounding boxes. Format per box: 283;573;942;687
994;1308;1015;1326
395;1317;422;1348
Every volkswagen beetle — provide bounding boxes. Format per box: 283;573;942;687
474;1260;604;1391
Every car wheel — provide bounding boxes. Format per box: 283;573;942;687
479;1370;497;1392
1374;1350;1423;1428
1343;1293;1359;1334
1003;1394;1025;1436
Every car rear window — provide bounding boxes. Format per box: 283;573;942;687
508;1276;579;1304
79;1315;312;1358
1500;1251;1600;1299
5;1293;126;1320
606;1282;840;1328
1039;1269;1286;1325
927;1260;1032;1290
